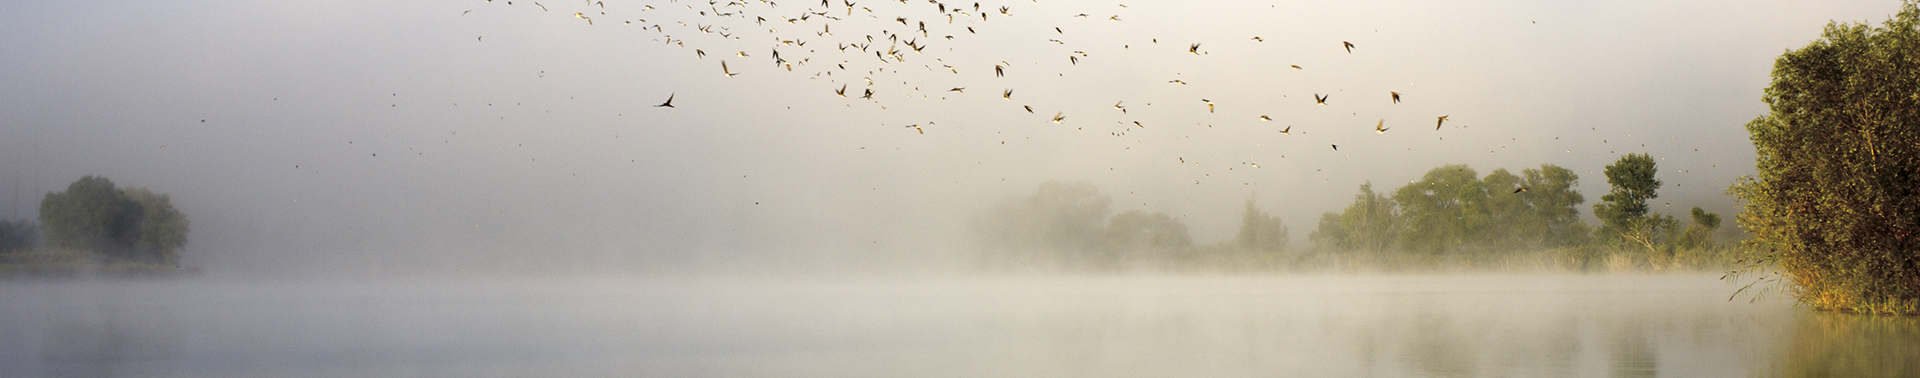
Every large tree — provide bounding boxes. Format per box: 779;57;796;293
1521;164;1590;248
1235;198;1289;252
1394;165;1486;254
37;176;189;263
1593;154;1677;254
1730;1;1920;314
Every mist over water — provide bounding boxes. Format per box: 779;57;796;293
7;273;1910;377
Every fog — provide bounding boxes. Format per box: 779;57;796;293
0;0;1904;277
14;274;1894;378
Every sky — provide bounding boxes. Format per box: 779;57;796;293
0;0;1905;276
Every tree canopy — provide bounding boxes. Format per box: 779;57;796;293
1730;1;1920;314
37;176;189;263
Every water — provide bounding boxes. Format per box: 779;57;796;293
2;274;1914;377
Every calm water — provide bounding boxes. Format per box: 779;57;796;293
2;274;1914;377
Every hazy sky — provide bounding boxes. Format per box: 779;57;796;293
0;0;1903;275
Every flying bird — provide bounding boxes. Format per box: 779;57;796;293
1390;91;1400;104
1279;126;1292;135
862;88;874;99
1290;65;1301;70
949;87;965;93
1259;115;1272;121
1314;93;1328;105
1002;89;1012;100
1375;119;1388;134
574;12;592;24
721;60;737;77
835;85;847;97
1513;187;1529;193
695;49;706;58
1331;144;1338;151
1343;41;1354;53
907;124;924;134
1189;43;1201;55
1202;99;1215;112
1436;115;1449;130
1052;112;1065;123
994;64;1004;77
1024;105;1034;113
1251;36;1264;42
655;93;675;107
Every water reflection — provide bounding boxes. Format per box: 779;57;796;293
37;306;182;378
1774;312;1920;378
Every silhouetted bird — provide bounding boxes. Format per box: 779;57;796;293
655;93;675;107
1390;91;1400;104
1343;41;1354;53
1436;115;1449;130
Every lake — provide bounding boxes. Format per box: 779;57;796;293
2;274;1915;377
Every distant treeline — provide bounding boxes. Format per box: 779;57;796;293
0;175;191;277
970;154;1736;272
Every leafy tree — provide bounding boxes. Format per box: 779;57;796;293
1106;210;1193;257
1394;165;1485;254
1521;164;1590;247
1339;182;1400;252
1593;154;1677;253
1309;212;1349;251
36;176;190;263
1235;198;1289;252
1675;207;1721;250
1730;1;1920;314
39;176;145;257
970;181;1112;258
0;219;38;252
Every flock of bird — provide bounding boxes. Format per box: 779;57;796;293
435;0;1485;189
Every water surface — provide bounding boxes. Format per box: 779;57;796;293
3;274;1914;377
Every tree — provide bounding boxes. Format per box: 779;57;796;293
1730;1;1920;314
36;176;189;263
1340;182;1400;252
39;176;145;257
1105;210;1192;258
1309;212;1349;251
1593;154;1677;254
1235;198;1289;252
0;219;38;253
1521;164;1590;248
1394;165;1484;254
1675;207;1721;250
970;181;1113;259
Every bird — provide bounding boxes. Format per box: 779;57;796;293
1002;89;1013;100
994;64;1004;77
1202;99;1215;112
721;61;737;77
1290;65;1302;70
1114;101;1126;113
1375;119;1388;134
862;88;874;99
1252;36;1264;42
1343;41;1354;53
1168;79;1186;85
1279;126;1292;135
1436;115;1449;130
949;87;965;93
835;85;847;97
1513;187;1529;193
695;49;706;58
1189;43;1201;55
906;124;924;134
1024;105;1034;113
1331;144;1338;150
1051;112;1065;123
1314;93;1328;105
1069;55;1078;65
1391;91;1400;104
655;93;675;107
574;12;592;24
1259;115;1272;121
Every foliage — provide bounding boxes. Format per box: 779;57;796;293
1234;198;1288;252
0;219;39;253
1674;207;1722;250
970;181;1192;268
36;176;189;264
1310;182;1399;252
1393;165;1484;254
1593;154;1678;254
1521;165;1591;248
1730;1;1920;314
